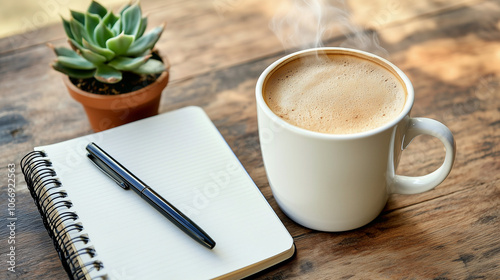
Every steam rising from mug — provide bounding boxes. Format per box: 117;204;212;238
270;0;388;57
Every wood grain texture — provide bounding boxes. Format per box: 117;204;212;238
1;0;499;279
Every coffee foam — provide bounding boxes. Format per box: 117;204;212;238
264;53;406;134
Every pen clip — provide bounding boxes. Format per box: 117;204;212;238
87;153;129;190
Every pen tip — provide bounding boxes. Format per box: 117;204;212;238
205;239;216;249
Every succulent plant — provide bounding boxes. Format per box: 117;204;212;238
50;1;165;84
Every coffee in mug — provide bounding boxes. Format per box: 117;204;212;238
264;53;406;134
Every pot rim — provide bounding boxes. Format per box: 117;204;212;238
64;70;169;110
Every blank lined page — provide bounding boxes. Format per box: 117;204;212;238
37;106;293;279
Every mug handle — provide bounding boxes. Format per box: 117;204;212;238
391;118;456;194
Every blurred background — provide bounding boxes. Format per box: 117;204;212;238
0;0;127;38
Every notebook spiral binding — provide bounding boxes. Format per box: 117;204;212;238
21;150;104;280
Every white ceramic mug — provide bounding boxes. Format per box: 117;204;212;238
255;47;456;231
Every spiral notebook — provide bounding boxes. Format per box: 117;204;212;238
21;106;295;280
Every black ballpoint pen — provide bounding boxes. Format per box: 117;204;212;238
85;142;216;249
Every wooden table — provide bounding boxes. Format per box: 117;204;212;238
1;0;499;279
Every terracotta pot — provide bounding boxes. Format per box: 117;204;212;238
64;70;169;132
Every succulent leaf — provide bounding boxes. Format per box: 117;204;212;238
49;45;80;58
94;21;114;47
102;11;120;32
108;55;150;71
53;62;95;79
69;19;85;44
79;48;107;64
130;59;165;74
82;39;115;61
87;1;108;18
56;56;95;70
70;10;86;25
68;38;84;51
122;4;142;36
137;17;147;38
106;33;135;55
85;13;100;42
111;18;122;34
126;25;164;56
61;17;75;41
95;64;122;83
